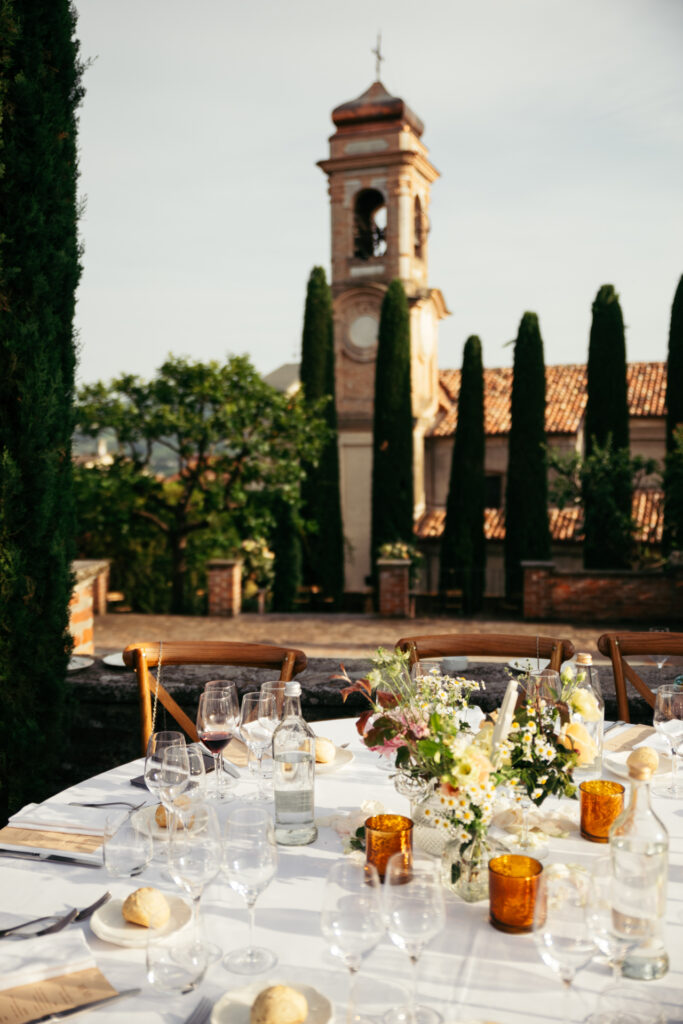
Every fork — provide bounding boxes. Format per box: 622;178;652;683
68;800;144;810
183;996;213;1024
0;891;111;937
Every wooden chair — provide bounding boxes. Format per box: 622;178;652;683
123;641;307;754
395;633;575;672
597;631;683;722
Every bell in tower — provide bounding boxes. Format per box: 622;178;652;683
317;68;449;595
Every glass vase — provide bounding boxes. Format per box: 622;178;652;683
440;832;501;903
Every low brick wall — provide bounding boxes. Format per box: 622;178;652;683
523;560;683;622
377;559;412;617
207;559;242;616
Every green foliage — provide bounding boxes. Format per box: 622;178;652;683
74;355;328;613
664;276;683;553
440;336;486;612
0;0;83;819
585;284;629;455
299;267;344;604
270;497;302;612
547;441;656;568
371;280;414;572
504;313;550;599
664;427;683;554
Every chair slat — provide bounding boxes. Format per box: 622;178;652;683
597;631;683;723
395;633;575;672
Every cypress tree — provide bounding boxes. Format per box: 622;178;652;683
299;267;344;605
371;280;414;567
0;0;84;818
270;498;302;613
504;313;550;600
585;284;629;454
664;275;683;553
583;285;631;568
440;336;486;613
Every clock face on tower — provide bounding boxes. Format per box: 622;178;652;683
349;314;378;351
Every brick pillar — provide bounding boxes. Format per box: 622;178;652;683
207;559;242;617
522;561;554;619
377;558;411;618
69;579;95;654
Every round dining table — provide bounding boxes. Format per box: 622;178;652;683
0;718;681;1024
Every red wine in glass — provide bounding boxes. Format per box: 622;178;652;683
197;689;237;802
199;731;231;755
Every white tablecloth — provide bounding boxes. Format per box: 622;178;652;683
1;720;681;1024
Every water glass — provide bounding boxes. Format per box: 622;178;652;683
146;927;207;993
103;811;152;877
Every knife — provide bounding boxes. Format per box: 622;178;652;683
23;987;140;1024
0;849;101;868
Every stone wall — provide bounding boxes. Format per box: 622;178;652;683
523;561;683;622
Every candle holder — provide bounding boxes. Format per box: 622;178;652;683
579;780;624;843
489;854;542;933
365;814;413;882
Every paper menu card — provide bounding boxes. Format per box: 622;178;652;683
604;724;656;753
0;966;117;1024
0;825;103;863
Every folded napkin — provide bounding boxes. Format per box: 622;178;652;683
0;930;95;991
8;802;126;836
604;724;670;754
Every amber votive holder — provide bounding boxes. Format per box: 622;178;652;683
580;779;625;843
488;854;543;933
365;814;413;881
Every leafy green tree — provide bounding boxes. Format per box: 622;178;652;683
664;276;683;553
299;267;344;605
75;355;328;613
0;0;84;819
504;312;550;600
371;280;414;572
440;336;486;612
584;285;631;568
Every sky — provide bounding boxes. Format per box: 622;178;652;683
73;0;683;386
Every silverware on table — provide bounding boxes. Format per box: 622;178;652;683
22;987;140;1024
183;996;213;1024
0;849;101;868
68;800;144;810
0;892;111;937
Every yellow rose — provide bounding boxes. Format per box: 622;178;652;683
559;721;598;765
451;747;494;788
568;688;601;722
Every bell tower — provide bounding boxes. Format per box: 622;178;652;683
318;78;448;593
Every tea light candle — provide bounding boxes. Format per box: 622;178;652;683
580;779;625;842
488;854;543;933
365;814;413;881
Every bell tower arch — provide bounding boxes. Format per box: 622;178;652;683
318;79;449;593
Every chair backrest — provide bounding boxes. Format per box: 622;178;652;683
596;631;683;722
395;633;575;672
123;641;307;753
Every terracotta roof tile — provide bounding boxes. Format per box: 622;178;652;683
430;362;666;439
415;488;663;545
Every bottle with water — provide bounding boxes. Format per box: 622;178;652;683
272;681;318;846
609;747;669;980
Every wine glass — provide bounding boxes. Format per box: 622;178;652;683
239;692;277;799
321;860;384;1024
183;743;207;802
505;782;549;861
533;863;595;1024
261;680;286;718
143;731;185;803
652;684;683;799
158;744;191;812
585;856;642;1024
167;801;223;965
222;804;278;974
383;854;446;1024
648;627;670;672
197;688;237;801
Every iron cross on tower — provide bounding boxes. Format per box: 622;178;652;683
371;33;384;80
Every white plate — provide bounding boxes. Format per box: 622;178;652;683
315;745;354;775
211;982;332;1024
67;656;94;672
102;652;126;668
130;803;207;840
508;657;550;673
604;750;672;778
90;894;191;948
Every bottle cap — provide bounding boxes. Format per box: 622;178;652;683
284;681;302;697
576;653;593;665
626;746;659;780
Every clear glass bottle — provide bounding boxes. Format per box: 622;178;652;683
608;749;669;980
272;681;318;846
570;652;605;781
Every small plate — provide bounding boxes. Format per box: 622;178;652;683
102;652;126;668
211;982;332;1024
508;657;550;674
67;656;94;672
90;894;191;947
315;746;354;775
130;804;207;840
604;750;672;778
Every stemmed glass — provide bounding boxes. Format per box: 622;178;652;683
144;731;185;803
197;688;238;801
533;863;595;1024
505;783;548;861
159;744;191;812
167;802;223;965
184;743;207;802
652;684;683;798
222;804;278;974
321;861;385;1024
648;627;670;672
239;692;277;799
383;854;446;1024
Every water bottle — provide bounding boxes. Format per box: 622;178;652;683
609;747;669;980
272;681;318;846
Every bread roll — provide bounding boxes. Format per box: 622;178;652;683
250;986;308;1024
154;797;193;829
122;887;171;928
314;737;336;764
